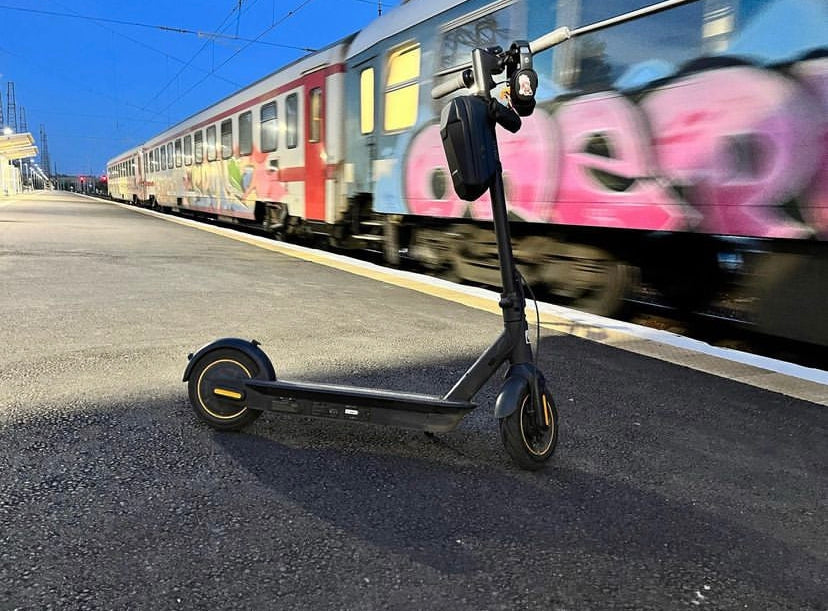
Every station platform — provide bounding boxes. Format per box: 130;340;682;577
2;191;826;610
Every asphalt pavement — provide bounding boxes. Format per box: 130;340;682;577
1;192;825;610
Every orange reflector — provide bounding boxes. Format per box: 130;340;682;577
542;395;550;427
214;388;243;400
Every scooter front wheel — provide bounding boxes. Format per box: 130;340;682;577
499;386;558;470
187;348;263;430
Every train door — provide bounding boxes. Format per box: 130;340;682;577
304;70;326;221
134;153;144;201
353;57;378;195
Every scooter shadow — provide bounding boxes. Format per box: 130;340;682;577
211;429;825;602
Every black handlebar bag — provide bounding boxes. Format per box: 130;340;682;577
439;95;498;202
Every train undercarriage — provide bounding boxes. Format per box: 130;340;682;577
351;212;828;349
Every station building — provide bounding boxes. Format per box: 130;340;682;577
0;131;37;196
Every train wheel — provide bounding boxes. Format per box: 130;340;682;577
499;385;558;470
569;260;637;317
187;348;263;431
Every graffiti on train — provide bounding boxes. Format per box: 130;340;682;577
404;55;828;239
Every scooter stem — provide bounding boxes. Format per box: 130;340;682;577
489;168;523;319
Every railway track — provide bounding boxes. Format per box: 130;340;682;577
623;298;825;371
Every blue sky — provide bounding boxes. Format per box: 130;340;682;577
0;0;402;176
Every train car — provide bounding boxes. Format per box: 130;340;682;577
125;38;352;237
109;0;827;346
343;0;828;345
106;146;144;204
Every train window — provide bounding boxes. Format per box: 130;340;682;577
384;43;420;132
183;135;193;166
554;0;705;90
261;102;278;152
438;3;524;74
144;153;149;174
175;139;183;168
167;143;174;169
360;68;374;134
155;148;161;172
194;131;204;164
702;0;740;53
286;93;299;149
239;111;253;156
160;146;167;171
148;150;154;174
206;125;217;161
221;119;233;159
309;88;322;143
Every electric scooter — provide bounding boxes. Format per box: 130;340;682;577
182;0;696;469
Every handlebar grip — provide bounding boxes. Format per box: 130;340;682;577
528;27;571;54
431;72;469;100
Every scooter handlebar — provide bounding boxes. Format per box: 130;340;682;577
528;27;572;55
431;26;573;99
431;71;468;100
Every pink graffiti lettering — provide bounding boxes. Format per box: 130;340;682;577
552;92;693;230
403;57;828;241
644;65;821;238
791;56;828;237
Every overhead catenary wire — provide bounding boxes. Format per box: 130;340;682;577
0;4;317;53
49;0;245;91
139;2;249;118
154;0;322;120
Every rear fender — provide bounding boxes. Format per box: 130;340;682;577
182;338;276;382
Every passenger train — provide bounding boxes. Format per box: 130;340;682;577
108;0;828;347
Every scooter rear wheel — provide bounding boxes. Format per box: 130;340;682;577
187;348;263;430
499;386;558;470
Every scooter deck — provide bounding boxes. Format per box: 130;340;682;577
244;379;476;433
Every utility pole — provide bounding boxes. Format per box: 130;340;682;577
18;107;27;132
39;125;51;179
6;83;17;133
